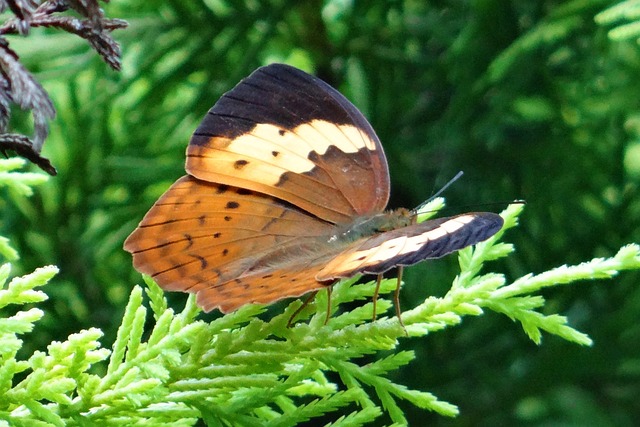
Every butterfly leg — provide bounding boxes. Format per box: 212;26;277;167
394;267;407;334
372;274;383;321
287;291;318;327
324;286;333;325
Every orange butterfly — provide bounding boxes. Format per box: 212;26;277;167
124;64;503;315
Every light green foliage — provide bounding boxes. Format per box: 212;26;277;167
0;158;48;262
0;159;48;199
2;172;639;425
597;0;640;41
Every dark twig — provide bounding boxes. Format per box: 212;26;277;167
0;0;126;175
0;133;56;175
0;0;127;70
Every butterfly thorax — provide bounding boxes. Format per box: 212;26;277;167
328;208;414;245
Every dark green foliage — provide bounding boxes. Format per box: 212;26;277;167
1;0;639;425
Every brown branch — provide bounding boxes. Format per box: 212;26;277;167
0;0;126;174
0;0;127;70
0;133;56;175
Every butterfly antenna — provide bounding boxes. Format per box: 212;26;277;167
453;199;527;211
412;170;464;214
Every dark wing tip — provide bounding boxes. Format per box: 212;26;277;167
190;63;380;146
470;212;504;241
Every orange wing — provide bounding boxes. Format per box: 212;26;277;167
186;64;390;224
124;176;340;312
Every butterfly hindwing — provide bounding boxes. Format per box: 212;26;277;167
124;175;343;310
196;265;334;313
186;64;390;224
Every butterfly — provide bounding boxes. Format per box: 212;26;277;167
124;63;503;318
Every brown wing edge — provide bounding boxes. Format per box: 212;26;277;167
190;63;383;148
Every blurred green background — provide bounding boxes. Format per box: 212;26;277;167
2;0;639;425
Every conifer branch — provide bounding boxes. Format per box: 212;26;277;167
2;167;639;424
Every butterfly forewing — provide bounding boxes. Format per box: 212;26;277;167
317;213;503;280
186;64;390;224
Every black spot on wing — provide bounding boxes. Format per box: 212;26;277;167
190;63;380;145
184;234;193;248
234;160;249;169
190;254;208;270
